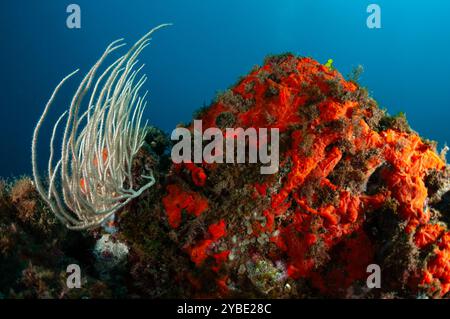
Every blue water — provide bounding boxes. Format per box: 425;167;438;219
0;0;449;177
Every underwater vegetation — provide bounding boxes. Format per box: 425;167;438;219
31;25;171;230
0;39;449;298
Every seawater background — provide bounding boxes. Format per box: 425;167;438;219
0;0;449;177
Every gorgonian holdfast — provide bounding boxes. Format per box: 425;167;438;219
31;24;171;230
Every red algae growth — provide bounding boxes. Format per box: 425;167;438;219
161;54;449;298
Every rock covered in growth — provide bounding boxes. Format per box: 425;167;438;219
0;178;113;298
160;54;450;298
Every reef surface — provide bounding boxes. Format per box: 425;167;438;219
1;54;449;298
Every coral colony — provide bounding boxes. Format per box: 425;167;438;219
31;25;170;229
0;26;448;299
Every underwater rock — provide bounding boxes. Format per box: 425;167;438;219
94;234;129;275
157;54;450;298
0;178;113;298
